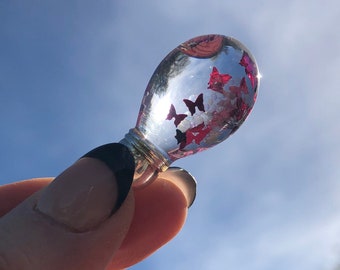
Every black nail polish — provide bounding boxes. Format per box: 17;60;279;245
82;143;135;210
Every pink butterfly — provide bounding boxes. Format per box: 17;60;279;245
239;52;257;88
208;67;232;93
230;97;250;121
229;77;248;95
166;104;187;127
183;93;205;116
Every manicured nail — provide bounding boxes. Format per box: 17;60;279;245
36;143;135;232
81;143;135;210
158;167;197;208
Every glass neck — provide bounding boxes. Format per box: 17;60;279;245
120;128;170;188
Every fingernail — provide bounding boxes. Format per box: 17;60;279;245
158;167;197;208
36;143;135;232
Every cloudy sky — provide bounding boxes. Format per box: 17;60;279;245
1;1;340;269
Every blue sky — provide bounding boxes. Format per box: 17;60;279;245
1;1;340;269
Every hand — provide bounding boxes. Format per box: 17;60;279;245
0;143;196;270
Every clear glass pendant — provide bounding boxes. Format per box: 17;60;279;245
120;34;260;188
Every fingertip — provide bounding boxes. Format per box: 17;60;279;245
158;167;197;208
108;175;190;269
0;178;52;217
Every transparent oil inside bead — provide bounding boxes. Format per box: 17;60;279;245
135;35;259;162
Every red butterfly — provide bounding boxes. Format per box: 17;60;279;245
175;123;211;150
239;52;254;73
166;104;187;127
183;93;205;116
208;67;232;93
186;123;211;145
229;77;248;95
239;52;257;88
230;97;250;121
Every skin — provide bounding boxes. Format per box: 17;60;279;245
0;175;189;269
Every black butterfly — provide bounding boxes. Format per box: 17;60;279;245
183;93;205;116
175;129;187;150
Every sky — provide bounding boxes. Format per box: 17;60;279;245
1;1;340;269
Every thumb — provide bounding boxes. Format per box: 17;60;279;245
0;143;135;270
